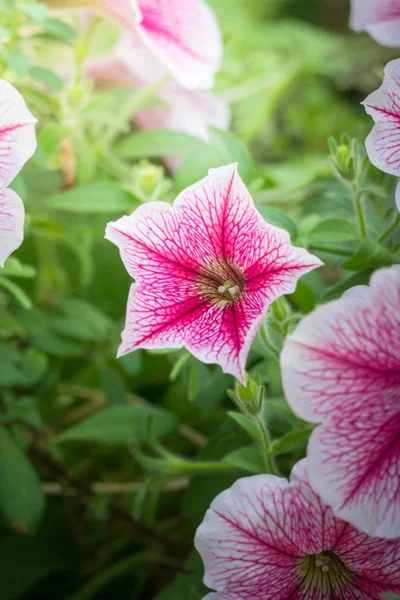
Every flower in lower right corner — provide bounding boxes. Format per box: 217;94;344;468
280;265;400;539
195;459;400;600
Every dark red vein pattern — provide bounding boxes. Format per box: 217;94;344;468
195;460;400;599
281;266;400;539
106;164;321;383
350;0;400;47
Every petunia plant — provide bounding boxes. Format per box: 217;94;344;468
0;1;399;600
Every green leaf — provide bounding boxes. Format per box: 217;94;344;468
41;18;76;42
29;66;63;89
174;128;255;191
257;206;298;239
23;2;49;22
341;240;397;271
50;299;113;343
116;130;207;160
322;270;373;301
0;277;33;309
307;217;358;243
46;182;135;213
271;427;313;455
227;411;261;444
52;404;178;446
1;258;36;278
6;50;30;77
223;447;265;473
0;426;45;533
19;349;48;387
288;280;318;314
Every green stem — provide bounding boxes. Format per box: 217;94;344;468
352;188;367;239
255;417;279;476
378;212;400;243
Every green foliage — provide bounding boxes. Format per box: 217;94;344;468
0;1;398;599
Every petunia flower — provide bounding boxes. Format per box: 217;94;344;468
280;265;400;539
350;0;400;47
105;164;321;382
0;79;37;189
363;59;400;211
195;459;400;600
0;80;37;265
0;189;25;267
46;0;223;90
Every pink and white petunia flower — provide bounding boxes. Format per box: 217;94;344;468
0;79;37;189
363;59;400;210
280;266;400;539
0;189;25;267
47;0;222;90
106;164;321;382
195;459;400;600
350;0;400;47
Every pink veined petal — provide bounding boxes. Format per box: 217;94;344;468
282;266;400;538
131;0;223;90
0;79;37;188
0;188;24;267
173;164;321;277
106;164;321;381
195;459;400;599
337;522;400;590
350;0;400;47
280;265;400;423
363;59;400;177
307;397;400;539
194;474;302;600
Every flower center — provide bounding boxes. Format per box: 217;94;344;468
298;551;351;592
198;259;245;305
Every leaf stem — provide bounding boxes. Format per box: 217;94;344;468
378;212;400;243
255;417;279;476
352;188;367;239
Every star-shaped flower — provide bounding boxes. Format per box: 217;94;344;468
0;79;37;265
195;459;400;599
106;164;321;382
363;58;400;210
350;0;400;47
281;266;400;538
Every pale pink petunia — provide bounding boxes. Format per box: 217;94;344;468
106;164;321;382
0;79;37;189
0;188;25;267
362;59;400;211
350;0;400;47
280;266;400;539
195;459;400;600
47;0;222;90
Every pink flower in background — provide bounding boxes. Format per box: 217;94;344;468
195;459;400;600
86;35;230;164
0;80;37;265
48;0;222;90
280;266;400;539
0;79;37;189
106;164;321;382
350;0;400;47
0;189;24;267
363;59;400;210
